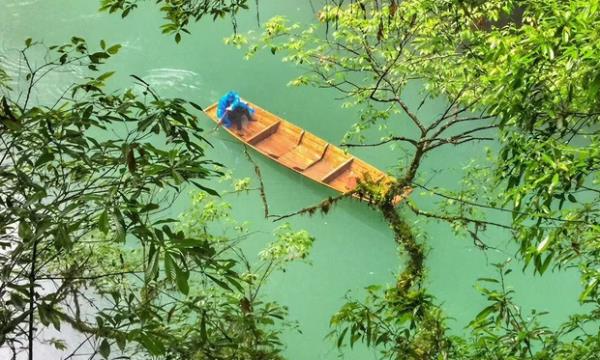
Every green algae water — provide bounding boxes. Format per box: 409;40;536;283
1;1;585;358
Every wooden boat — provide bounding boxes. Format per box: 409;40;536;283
203;100;410;205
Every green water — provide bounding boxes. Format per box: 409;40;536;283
1;1;584;359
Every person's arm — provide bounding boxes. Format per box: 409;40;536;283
215;107;232;129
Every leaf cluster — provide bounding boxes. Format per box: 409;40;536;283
0;37;297;359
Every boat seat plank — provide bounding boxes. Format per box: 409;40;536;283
372;173;386;183
239;119;267;138
279;142;329;172
302;146;343;179
296;130;306;145
247;121;280;144
322;157;354;183
254;135;298;158
331;169;374;191
329;168;360;190
303;143;329;171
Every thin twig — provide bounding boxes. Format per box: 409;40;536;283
342;135;418;148
243;146;270;218
270;190;355;222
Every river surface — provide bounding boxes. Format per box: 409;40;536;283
1;1;584;359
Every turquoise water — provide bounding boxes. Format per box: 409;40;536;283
1;1;584;359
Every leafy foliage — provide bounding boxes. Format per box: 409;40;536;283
99;0;253;42
224;0;600;358
0;38;301;359
133;191;302;359
330;284;450;359
0;36;217;356
259;223;314;265
4;0;600;359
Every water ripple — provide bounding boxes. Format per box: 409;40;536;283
4;0;42;8
143;67;202;91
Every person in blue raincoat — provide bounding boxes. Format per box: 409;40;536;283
217;91;255;133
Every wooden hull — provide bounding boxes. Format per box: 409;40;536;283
203;101;410;205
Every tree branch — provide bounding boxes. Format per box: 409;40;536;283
269;190;355;222
342;135;418;148
243;146;270;218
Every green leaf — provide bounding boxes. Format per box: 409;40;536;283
470;304;497;328
140;202;160;213
89;52;110;63
97;71;115;82
4;119;22;130
122;6;132;17
50;311;61;331
71;36;84;44
174;262;190;295
536;235;551;253
112;207;126;243
137;333;165;355
99;339;110;359
106;44;122;55
145;244;160;282
189;101;204;111
579;278;598;302
34;151;54;167
337;327;348;348
116;335;126;352
18;221;33;241
82;105;93;120
55;224;72;249
50;339;67;351
200;313;208;342
126;148;136;173
137;116;156;132
164;251;176;282
38;304;50;326
539;252;553;275
191;181;219;196
549;173;560;193
206;273;231;291
98;209;109;234
477;277;499;284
